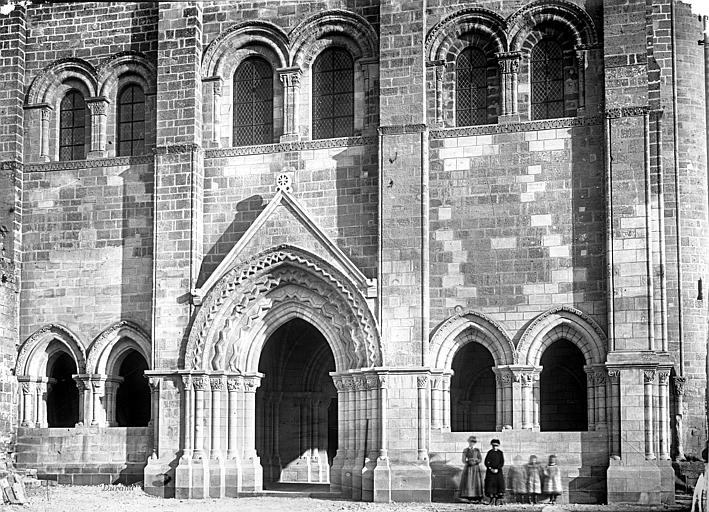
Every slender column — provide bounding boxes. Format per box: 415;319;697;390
90;377;106;426
496;52;522;116
278;67;301;142
378;375;388;460
429;60;445;125
311;398;320;459
673;376;686;460
243;375;261;459
608;369;620;457
203;76;222;146
644;370;656;459
442;373;451;430
210;376;225;459
585;366;596;430
430;375;442;429
20;380;35;427
352;376;366;499
226;377;239;459
416;375;428;460
86;97;109;157
147;377;161;454
359;57;378;132
658;370;671;460
521;373;533;429
39;105;52;161
532;374;540;430
502;372;513;428
272;393;281;468
494;373;503;431
594;368;607;428
193;375;209;460
330;376;346;492
366;374;379;457
37;379;52;428
74;377;91;426
182;375;194;459
575;46;587;112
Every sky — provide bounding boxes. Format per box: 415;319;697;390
692;0;709;16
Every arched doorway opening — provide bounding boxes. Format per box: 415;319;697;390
114;349;150;427
539;339;587;431
451;340;496;431
256;318;336;486
46;347;80;427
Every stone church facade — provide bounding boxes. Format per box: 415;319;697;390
0;0;707;505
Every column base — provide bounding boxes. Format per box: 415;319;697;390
175;456;192;499
606;459;675;505
330;452;345;492
240;455;263;492
340;456;354;498
310;454;329;484
224;458;242;497
351;458;363;501
377;460;431;502
143;457;176;498
373;457;391;503
208;458;225;498
361;457;376;502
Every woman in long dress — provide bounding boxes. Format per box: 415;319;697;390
458;436;484;502
484;438;505;505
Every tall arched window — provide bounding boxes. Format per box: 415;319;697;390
59;90;88;161
117;84;146;156
456;47;488;126
233;58;274;146
313;48;354;140
531;39;565;120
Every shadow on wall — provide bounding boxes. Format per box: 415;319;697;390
570;123;605;310
429;430;608;504
120;166;154;326
197;194;266;288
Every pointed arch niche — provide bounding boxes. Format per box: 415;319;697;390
16;324;86;428
429;311;515;431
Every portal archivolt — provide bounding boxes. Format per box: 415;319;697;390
185;247;382;373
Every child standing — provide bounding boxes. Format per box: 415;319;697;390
507;455;526;503
543;454;563;504
484;439;505;505
525;455;542;504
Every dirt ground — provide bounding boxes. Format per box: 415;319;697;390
13;484;693;512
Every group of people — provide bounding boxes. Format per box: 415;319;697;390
458;437;563;506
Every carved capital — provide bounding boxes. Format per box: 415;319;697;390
210;376;225;391
244;376;261;392
353;375;367;391
585;369;595;385
86;97;109;116
278;67;302;89
496;51;522;74
366;374;379;390
673;376;686;396
417;375;428;388
594;369;606;385
40;105;52;122
148;377;161;392
658;370;671;385
226;377;241;392
21;381;35;395
193;375;210;392
607;369;620;383
643;370;656;384
181;375;193;391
